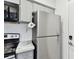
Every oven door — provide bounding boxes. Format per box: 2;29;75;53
4;39;19;59
4;55;15;59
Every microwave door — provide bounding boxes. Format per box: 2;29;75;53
4;1;19;22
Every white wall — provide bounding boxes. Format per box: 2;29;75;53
4;23;32;41
55;0;69;59
68;0;74;59
68;0;74;36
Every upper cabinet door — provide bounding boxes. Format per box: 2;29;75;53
35;10;61;37
4;0;20;4
29;0;56;9
19;0;32;22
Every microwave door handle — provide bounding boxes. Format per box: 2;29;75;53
8;6;10;19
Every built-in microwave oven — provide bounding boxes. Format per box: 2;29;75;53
4;1;19;22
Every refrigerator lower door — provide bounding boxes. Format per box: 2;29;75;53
34;10;61;37
37;37;59;59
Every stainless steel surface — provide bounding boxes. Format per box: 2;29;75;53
37;37;58;59
33;10;61;37
32;10;61;59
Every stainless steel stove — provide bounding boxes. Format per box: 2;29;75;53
4;33;20;59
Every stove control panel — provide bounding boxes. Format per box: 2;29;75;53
4;33;20;39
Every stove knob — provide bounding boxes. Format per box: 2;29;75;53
11;35;14;37
15;35;17;37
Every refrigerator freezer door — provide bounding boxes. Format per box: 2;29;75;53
35;10;61;37
37;37;58;59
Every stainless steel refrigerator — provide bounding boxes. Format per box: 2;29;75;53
32;10;61;59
